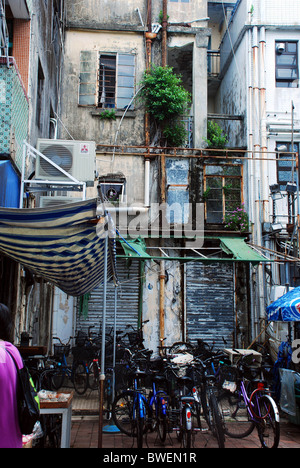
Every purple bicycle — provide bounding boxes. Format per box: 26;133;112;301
218;352;280;448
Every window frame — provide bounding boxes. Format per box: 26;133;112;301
204;164;243;224
78;51;136;110
276;141;299;191
275;41;299;88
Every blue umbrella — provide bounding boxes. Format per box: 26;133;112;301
267;287;300;322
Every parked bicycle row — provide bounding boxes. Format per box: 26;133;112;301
111;342;280;449
22;324;280;449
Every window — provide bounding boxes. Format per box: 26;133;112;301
79;51;135;110
205;165;242;224
277;142;299;191
276;41;299;88
36;60;45;130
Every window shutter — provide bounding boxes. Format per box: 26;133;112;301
79;51;97;105
116;54;135;110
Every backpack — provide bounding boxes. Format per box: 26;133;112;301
6;348;40;435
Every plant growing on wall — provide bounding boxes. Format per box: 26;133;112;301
205;121;228;148
139;65;191;147
99;109;116;120
224;205;250;233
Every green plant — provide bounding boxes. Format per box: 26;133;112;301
163;122;187;147
205;121;228;149
202;187;211;200
99;109;116;120
223;182;233;197
159;10;169;24
224;206;250;233
139;65;191;147
139;66;191;122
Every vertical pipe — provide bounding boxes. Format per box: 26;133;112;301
259;27;269;224
145;0;152;146
20;141;27;208
144;158;150;207
162;0;168;67
159;260;165;342
98;234;108;448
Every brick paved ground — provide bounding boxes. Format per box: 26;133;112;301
70;415;300;449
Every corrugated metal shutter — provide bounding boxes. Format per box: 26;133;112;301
186;262;234;349
76;259;140;336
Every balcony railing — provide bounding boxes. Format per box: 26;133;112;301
0;57;29;170
207;50;220;77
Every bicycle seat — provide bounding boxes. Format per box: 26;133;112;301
133;370;148;378
153;374;166;383
180;396;194;404
177;376;193;384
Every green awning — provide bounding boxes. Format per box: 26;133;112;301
118;235;269;264
119;237;151;258
219;237;268;264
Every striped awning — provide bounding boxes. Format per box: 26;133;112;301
0;199;116;296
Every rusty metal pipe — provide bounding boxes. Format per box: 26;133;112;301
162;0;168;67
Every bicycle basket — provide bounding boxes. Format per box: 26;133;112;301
72;346;95;361
75;331;87;347
220;365;238;393
53;344;70;358
127;332;139;345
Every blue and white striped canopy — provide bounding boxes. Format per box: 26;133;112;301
0;199;116;296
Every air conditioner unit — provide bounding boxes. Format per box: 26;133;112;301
39;196;83;208
36;139;96;186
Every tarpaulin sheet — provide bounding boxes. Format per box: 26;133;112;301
0;199;116;296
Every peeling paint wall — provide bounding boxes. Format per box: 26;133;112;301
143;257;182;354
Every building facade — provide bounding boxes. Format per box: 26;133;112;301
211;0;300;350
0;0;65;347
56;0;260;352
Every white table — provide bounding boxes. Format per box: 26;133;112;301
40;392;73;448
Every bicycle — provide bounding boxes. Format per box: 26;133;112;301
112;363;149;448
112;349;169;448
167;368;195;449
217;352;280;448
190;357;225;448
51;336;89;395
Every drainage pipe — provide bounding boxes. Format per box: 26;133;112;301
162;0;168;67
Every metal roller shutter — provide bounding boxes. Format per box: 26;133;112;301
186;262;234;349
76;259;140;337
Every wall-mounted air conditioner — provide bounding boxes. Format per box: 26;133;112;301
36;139;96;186
39;196;83;208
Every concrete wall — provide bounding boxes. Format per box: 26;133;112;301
28;0;64;146
60;29;146;146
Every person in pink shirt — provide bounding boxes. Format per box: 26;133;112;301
0;303;23;448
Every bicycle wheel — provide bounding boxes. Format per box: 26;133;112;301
73;361;88;395
135;404;146;449
256;395;280;449
88;360;99;390
112;391;135;436
181;407;192;448
209;392;225;448
51;366;65;390
156;398;168;443
218;391;255;439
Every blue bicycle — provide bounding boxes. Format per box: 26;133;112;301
51;336;89;395
112;355;169;448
